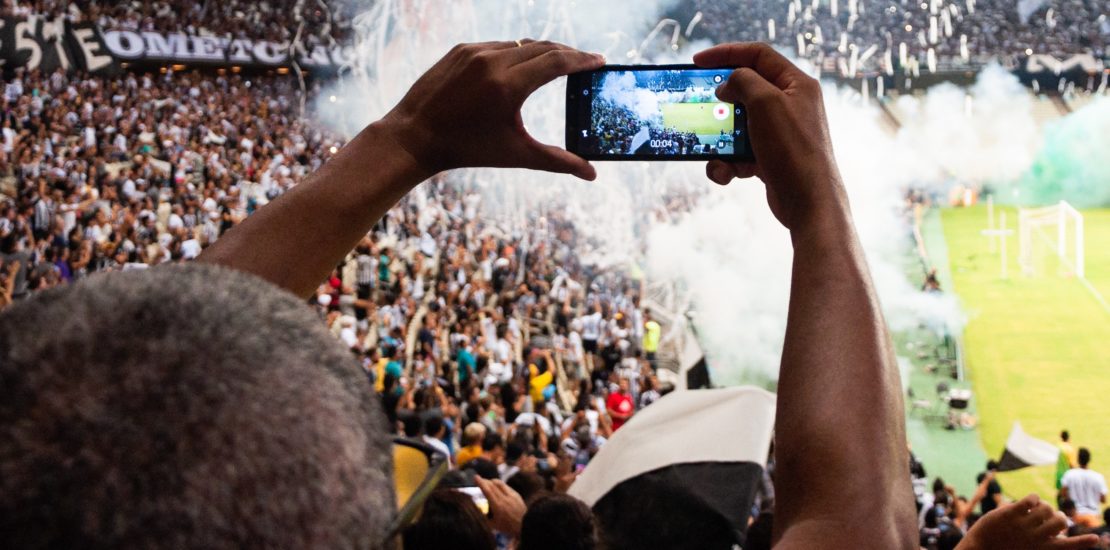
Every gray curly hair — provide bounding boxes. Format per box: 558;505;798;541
0;263;394;549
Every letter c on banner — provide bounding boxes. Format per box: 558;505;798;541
252;41;286;65
103;30;145;59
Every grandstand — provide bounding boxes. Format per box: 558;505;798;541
0;0;1108;547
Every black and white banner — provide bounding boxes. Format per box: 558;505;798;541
568;387;776;547
996;421;1060;472
100;29;351;70
0;17;117;75
0;16;350;75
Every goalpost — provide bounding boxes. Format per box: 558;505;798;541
1018;200;1085;278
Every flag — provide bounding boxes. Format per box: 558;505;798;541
1016;0;1046;24
996;421;1060;472
568;387;776;548
678;326;711;390
628;125;651;154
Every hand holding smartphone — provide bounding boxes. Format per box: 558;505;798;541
565;65;753;161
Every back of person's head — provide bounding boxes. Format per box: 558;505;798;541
507;471;547;503
401;410;423;437
482;431;504;453
424;414;444;438
0;264;394;548
986;460;999;472
403;490;495;550
932;477;946;494
1079;447;1091;467
593;471;740;550
1061;498;1077;516
466;457;500;480
463;422;486;446
1102;505;1110;526
1062;430;1070;442
518;494;600;550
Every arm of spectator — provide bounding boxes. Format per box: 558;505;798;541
198;41;604;298
694;42;916;548
956;494;1098;550
476;476;526;539
956;472;994;527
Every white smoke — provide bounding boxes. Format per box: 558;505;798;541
314;1;1074;388
889;64;1042;186
598;72;663;124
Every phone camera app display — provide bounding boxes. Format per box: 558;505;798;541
584;69;739;157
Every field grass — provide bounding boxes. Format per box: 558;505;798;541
942;205;1110;501
660;102;732;135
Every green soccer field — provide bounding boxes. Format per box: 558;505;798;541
659;102;732;135
942;205;1110;501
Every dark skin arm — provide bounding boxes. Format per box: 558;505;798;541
198;41;603;297
695;42;915;548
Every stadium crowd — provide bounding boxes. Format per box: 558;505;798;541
586;99;711;155
2;1;1108;548
696;0;1109;70
0;57;673;547
0;0;358;43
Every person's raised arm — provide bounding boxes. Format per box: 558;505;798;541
198;41;603;298
694;42;916;548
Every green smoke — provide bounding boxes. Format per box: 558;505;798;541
1009;96;1110;208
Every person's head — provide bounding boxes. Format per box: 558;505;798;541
932;477;946;495
1061;430;1070;442
482;432;505;463
507;471;547;503
424;415;445;439
593;468;740;550
401;411;423;438
0;264;395;548
1079;447;1091;468
518;494;600;550
462;422;487;447
618;378;629;394
986;460;999;472
1061;498;1077;518
465;457;500;480
402;490;495;550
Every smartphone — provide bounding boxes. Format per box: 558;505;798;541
454;486;490;516
566;64;753;161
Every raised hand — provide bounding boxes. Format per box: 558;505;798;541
380;40;605;180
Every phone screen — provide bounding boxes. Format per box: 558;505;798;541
454;486;490;516
566;65;753;161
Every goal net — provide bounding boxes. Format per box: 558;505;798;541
1018;201;1085;278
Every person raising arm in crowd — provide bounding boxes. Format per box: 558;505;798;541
696;42;1095;550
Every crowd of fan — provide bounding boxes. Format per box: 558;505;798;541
911;433;1110;550
0;65;345;306
0;0;358;44
696;0;1109;70
586;100;712;155
0;60;672;547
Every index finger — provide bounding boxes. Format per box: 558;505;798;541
693;42;799;90
474;475;495;499
511;47;605;98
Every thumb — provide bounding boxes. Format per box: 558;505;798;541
717;67;781;107
1048;534;1101;550
519;137;597;181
